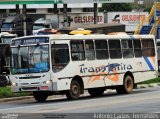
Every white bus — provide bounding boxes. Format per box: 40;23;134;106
10;34;158;102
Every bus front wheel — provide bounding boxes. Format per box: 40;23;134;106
33;91;48;102
66;80;80;100
116;75;133;94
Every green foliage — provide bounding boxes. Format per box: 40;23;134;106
138;78;160;84
0;87;31;98
99;3;152;13
99;3;133;12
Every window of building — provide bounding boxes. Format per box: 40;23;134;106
142;39;155;57
95;40;108;59
83;8;93;12
60;8;71;13
109;39;122;59
48;8;54;13
0;9;6;13
71;40;85;61
121;39;134;58
85;40;95;60
26;9;36;13
9;9;16;13
48;8;59;13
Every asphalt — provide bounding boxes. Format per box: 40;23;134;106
0;83;160;103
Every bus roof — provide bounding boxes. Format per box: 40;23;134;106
12;34;155;42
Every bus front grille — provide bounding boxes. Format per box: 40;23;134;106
21;87;38;91
19;76;41;79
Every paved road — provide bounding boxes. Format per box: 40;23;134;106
0;87;160;118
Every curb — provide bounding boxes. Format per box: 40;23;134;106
137;83;160;89
0;83;160;102
0;96;33;103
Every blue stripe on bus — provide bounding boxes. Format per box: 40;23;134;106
144;57;154;71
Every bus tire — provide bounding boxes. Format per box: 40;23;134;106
88;88;105;97
116;75;133;94
66;80;80;100
33;91;48;102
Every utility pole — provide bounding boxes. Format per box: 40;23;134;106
63;4;68;27
154;0;157;39
16;4;20;14
23;4;27;36
94;3;98;24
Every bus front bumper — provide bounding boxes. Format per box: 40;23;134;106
11;82;53;92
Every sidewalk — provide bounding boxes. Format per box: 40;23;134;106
137;83;160;88
0;83;160;103
0;96;33;102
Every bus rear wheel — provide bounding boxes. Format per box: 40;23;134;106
88;88;105;97
116;75;133;94
33;91;48;102
66;80;80;100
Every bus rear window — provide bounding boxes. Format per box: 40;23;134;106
142;39;155;57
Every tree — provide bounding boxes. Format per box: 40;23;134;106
99;3;133;12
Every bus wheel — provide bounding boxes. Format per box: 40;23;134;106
33;92;48;102
116;75;133;94
88;88;105;97
66;80;80;100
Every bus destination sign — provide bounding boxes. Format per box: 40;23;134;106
12;37;49;45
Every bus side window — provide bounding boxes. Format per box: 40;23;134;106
133;39;142;57
142;39;155;57
121;39;134;58
85;40;95;60
108;39;122;59
70;40;85;61
95;40;108;59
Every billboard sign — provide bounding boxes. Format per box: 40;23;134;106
70;13;104;27
107;12;149;32
46;13;104;28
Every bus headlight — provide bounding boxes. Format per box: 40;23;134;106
42;80;52;84
12;82;17;86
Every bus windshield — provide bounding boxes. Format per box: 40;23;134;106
11;45;49;74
